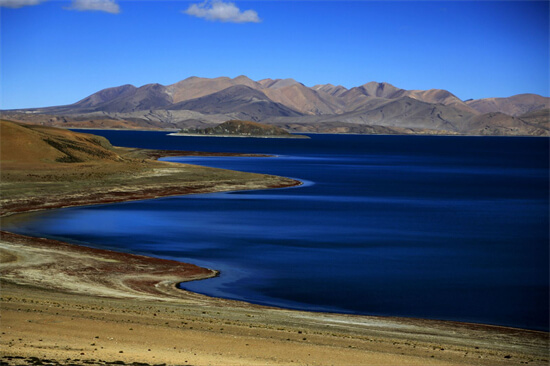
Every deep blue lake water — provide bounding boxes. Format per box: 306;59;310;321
5;131;549;331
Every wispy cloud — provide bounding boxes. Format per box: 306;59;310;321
65;0;120;14
0;0;47;8
184;0;261;23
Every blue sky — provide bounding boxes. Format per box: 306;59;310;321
1;0;548;109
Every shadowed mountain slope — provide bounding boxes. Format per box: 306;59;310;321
71;84;138;109
298;97;470;131
29;84;173;114
96;83;173;113
168;85;302;121
168;76;262;103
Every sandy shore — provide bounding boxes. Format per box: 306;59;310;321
1;148;548;365
2;231;548;366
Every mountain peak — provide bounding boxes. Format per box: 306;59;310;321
362;81;394;87
312;84;348;97
359;82;403;98
262;78;300;89
336;82;405;102
312;83;335;90
233;75;254;82
71;84;138;109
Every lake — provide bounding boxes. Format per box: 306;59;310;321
5;131;549;331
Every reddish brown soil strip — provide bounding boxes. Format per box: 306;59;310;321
0;179;301;217
138;149;272;159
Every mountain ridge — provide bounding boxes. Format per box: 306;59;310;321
3;76;548;136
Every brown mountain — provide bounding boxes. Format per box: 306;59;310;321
335;82;405;112
168;75;262;103
168;85;302;121
263;83;343;115
30;83;173;114
71;84;138;109
405;89;479;114
4;76;548;136
337;82;478;114
98;83;173;113
357;81;406;99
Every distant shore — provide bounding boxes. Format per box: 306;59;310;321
1;147;548;366
72;127;547;138
46;124;549;138
168;132;310;139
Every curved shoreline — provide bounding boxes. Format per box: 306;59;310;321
0;151;302;302
0;175;302;218
1;150;548;365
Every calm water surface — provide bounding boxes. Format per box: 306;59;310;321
5;131;549;331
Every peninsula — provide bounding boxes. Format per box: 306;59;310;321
171;119;309;138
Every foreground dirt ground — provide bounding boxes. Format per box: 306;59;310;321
1;233;548;366
1;121;548;365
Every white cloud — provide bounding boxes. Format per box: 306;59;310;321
66;0;120;14
184;0;261;23
0;0;47;8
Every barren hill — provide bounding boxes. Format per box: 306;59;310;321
465;112;549;136
466;94;550;116
168;76;262;103
517;108;550;130
0;120;120;166
168;85;302;121
263;83;343;115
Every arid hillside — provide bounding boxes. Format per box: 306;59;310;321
1;120;120;166
466;94;550;116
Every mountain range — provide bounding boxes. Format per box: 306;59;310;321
3;76;549;136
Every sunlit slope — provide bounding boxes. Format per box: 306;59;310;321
0;120;120;165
